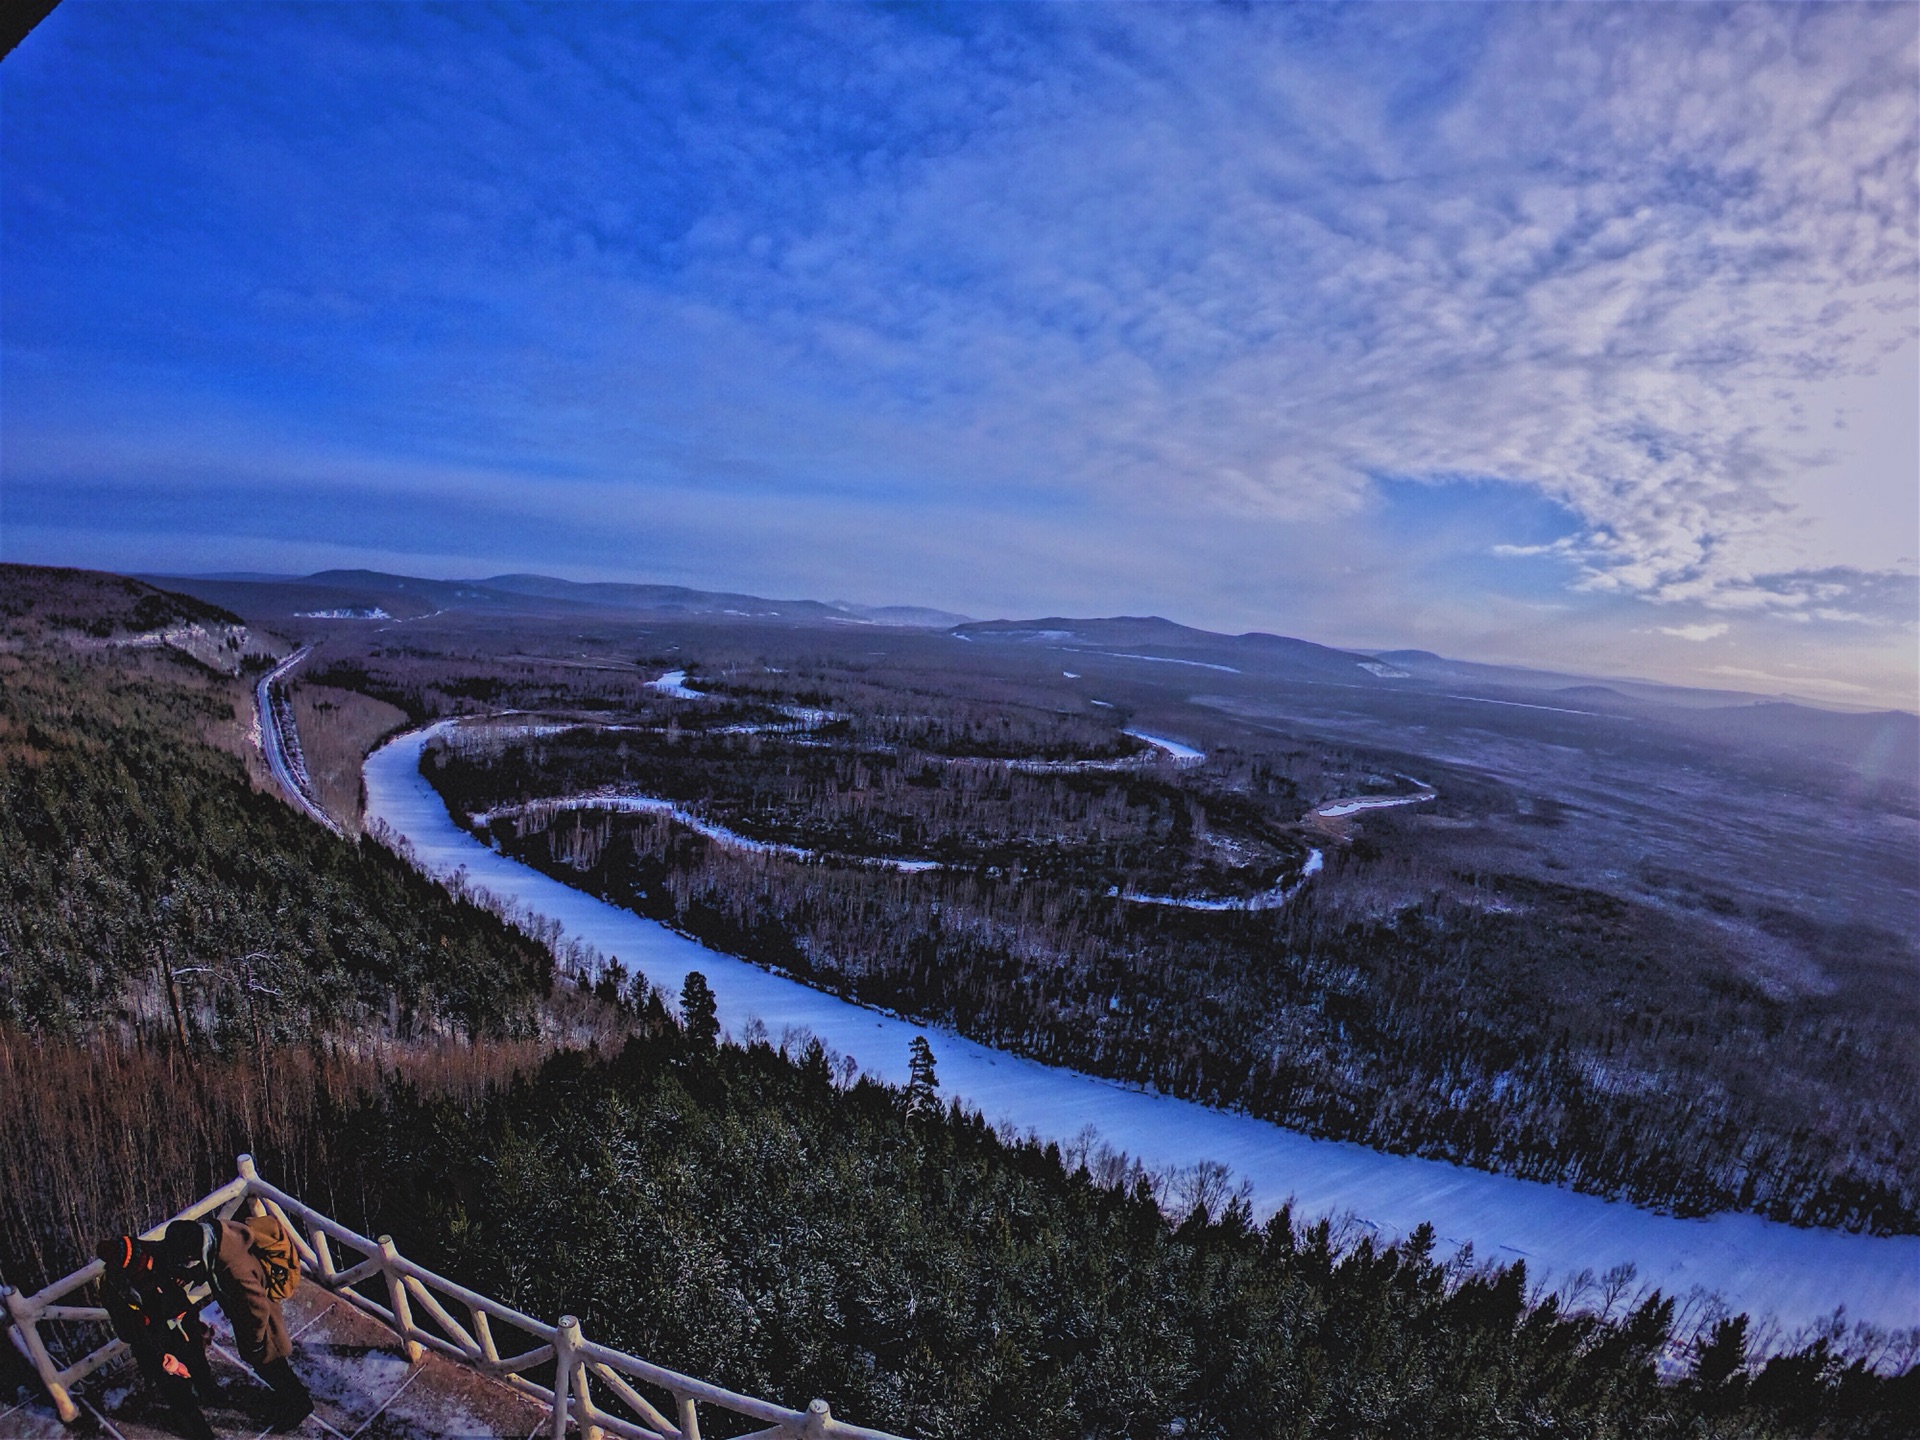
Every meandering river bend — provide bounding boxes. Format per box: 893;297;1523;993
366;726;1920;1338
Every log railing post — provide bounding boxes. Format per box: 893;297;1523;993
551;1315;580;1440
472;1306;501;1364
4;1284;78;1424
570;1335;605;1440
677;1392;703;1440
802;1398;834;1438
311;1227;337;1282
379;1236;425;1363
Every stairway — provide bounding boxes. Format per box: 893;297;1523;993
6;1157;906;1440
4;1282;548;1440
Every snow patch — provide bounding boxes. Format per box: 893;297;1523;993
1315;778;1437;818
647;669;705;699
1124;729;1206;762
1118;849;1324;912
1097;651;1241;674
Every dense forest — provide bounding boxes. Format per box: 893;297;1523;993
243;998;1920;1439
9;983;1915;1439
422;696;1918;1235
431;713;1314;900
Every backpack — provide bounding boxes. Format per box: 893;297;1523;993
240;1213;301;1302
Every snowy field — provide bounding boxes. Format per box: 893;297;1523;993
367;726;1920;1338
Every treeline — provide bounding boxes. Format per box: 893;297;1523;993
714;670;1147;760
0;563;242;638
469;784;1917;1234
267;1012;1918;1438
0;1027;553;1295
307;651;704;724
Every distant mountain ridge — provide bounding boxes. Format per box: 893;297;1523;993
146;568;972;629
144;568;1915;733
954;615;1392;685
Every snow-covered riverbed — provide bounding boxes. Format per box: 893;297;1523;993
366;726;1920;1338
1315;777;1437;817
473;791;942;873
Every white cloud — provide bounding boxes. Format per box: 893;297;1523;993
645;3;1919;621
1658;623;1730;643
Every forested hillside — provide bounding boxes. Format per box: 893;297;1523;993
0;567;552;1039
320;1002;1920;1439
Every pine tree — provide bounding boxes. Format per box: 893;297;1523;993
906;1035;938;1119
681;971;719;1052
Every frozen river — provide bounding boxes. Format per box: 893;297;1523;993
366;726;1920;1339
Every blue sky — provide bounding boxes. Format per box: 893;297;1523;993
3;2;1915;705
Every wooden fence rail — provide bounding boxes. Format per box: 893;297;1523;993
4;1154;910;1440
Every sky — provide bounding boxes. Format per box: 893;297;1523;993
3;3;1916;707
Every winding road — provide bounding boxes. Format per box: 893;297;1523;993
255;646;341;835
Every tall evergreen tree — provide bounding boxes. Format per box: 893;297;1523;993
680;971;719;1051
907;1035;938;1118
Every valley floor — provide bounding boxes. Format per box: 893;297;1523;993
368;726;1920;1340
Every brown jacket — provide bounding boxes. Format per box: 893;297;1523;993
210;1219;291;1366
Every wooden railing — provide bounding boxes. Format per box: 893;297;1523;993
4;1155;910;1440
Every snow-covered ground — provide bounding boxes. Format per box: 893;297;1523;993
1119;849;1323;912
1315;780;1437;818
366;726;1920;1338
1094;651;1241;674
1123;729;1207;762
646;668;705;699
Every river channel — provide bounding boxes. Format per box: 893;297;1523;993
365;725;1920;1339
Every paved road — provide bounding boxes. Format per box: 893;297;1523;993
255;646;341;834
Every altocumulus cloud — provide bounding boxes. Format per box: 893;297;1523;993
707;3;1918;622
2;3;1914;673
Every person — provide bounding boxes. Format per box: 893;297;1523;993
160;1217;314;1433
97;1233;218;1440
